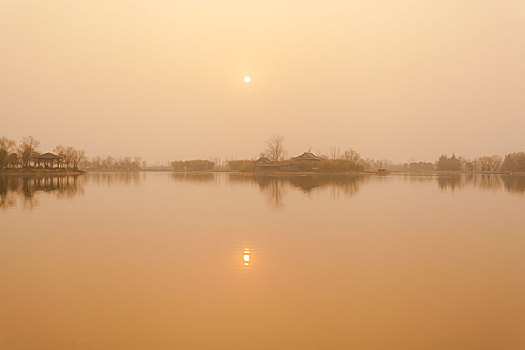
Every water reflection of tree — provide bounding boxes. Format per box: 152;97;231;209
432;174;523;194
288;175;365;197
254;177;286;209
469;174;503;191
170;173;216;184
84;172;143;186
501;175;525;194
228;174;366;209
436;175;463;191
0;175;84;210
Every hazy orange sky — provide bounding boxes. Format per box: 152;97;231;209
1;0;524;163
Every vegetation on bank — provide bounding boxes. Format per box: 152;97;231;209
433;153;525;172
171;160;214;171
0;136;85;171
227;159;364;172
501;152;525;172
0;136;147;172
223;134;525;173
79;156;145;171
3;134;525;174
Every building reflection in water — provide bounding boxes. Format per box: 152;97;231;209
228;174;367;209
227;173;525;210
0;175;84;210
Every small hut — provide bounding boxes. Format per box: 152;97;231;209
254;157;280;171
291;152;322;162
291;152;322;171
33;152;63;169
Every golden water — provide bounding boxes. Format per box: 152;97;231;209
1;173;524;349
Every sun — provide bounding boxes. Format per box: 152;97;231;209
244;76;251;83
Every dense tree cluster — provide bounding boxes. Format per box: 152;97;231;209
434;154;511;172
436;154;462;171
501;152;525;172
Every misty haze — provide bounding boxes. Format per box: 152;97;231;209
1;1;525;350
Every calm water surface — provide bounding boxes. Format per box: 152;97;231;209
1;172;525;349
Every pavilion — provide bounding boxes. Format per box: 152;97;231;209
291;152;322;162
33;152;63;168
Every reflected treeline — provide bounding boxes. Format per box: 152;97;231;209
228;174;368;209
84;172;144;186
0;175;84;210
170;172;217;184
501;175;525;194
404;174;525;194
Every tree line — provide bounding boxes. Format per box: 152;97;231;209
227;134;525;173
225;134;364;172
430;153;525;172
80;156;145;171
171;160;215;171
4;134;525;173
0;136;85;170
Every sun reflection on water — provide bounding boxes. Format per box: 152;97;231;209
243;249;251;266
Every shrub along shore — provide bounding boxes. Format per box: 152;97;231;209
2;135;525;175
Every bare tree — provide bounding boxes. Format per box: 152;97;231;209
54;145;66;167
65;147;77;169
18;136;40;167
478;155;502;172
0;137;17;169
342;148;361;163
489;155;502;171
264;134;287;162
72;149;85;169
54;145;81;169
330;146;341;160
8;153;19;168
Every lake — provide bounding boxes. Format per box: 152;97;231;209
1;172;525;349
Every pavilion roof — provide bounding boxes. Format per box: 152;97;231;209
34;152;62;160
291;152;321;161
255;157;275;165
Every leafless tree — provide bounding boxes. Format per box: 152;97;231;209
54;145;67;167
0;137;17;169
54;145;84;169
65;147;77;169
72;150;85;169
8;153;19;168
330;146;341;160
18;136;39;167
478;155;502;172
264;134;287;162
488;155;502;171
342;148;361;163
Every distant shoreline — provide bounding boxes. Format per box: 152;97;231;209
0;169;86;175
159;170;519;176
227;170;517;176
2;169;521;176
